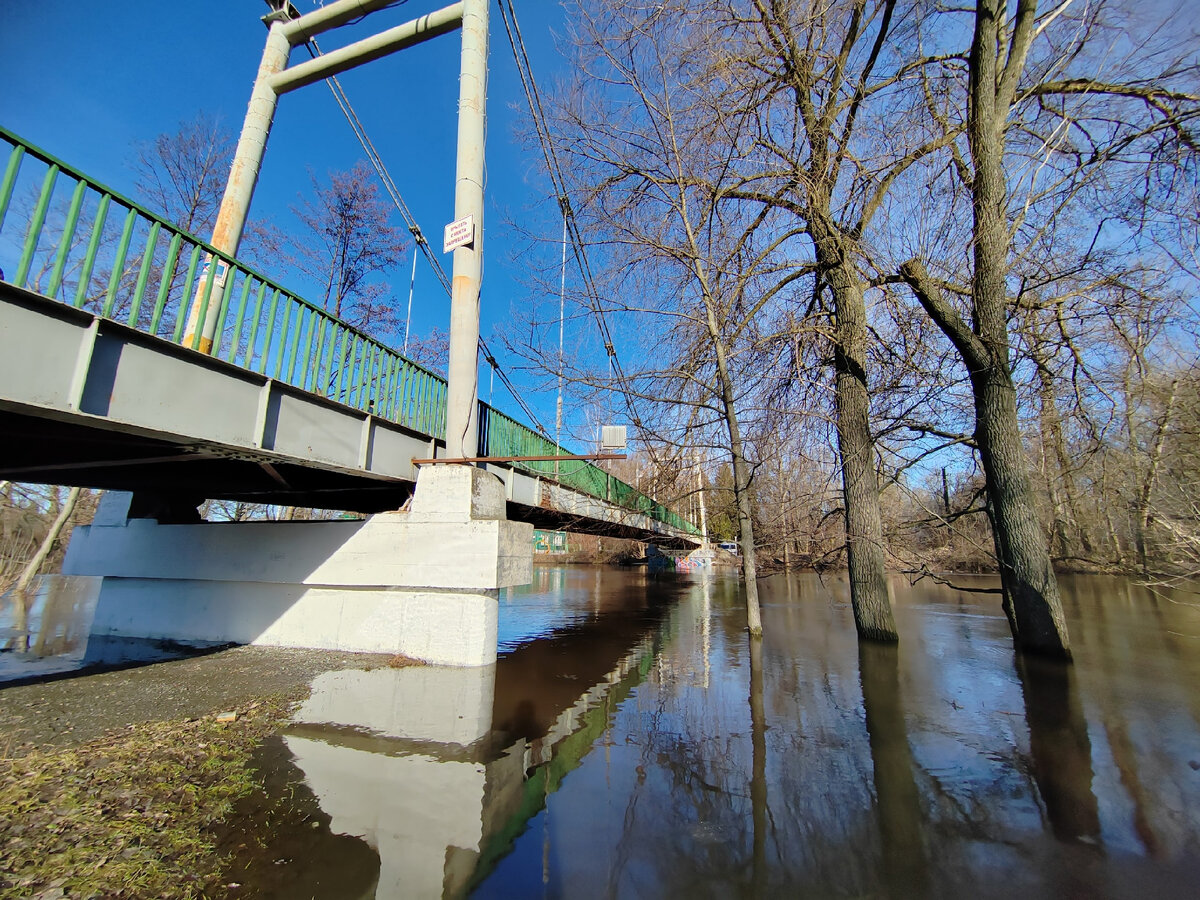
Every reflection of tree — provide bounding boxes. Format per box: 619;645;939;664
1101;701;1163;859
748;634;768;898
859;642;928;898
1016;655;1101;846
1064;577;1194;860
598;610;759;893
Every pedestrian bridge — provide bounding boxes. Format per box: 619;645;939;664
0;126;698;549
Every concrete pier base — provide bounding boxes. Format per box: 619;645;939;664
62;466;533;666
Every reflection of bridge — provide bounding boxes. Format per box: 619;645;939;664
0;119;698;665
274;571;691;899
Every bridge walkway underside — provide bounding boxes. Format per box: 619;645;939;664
0;284;696;548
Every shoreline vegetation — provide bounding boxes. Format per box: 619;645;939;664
0;700;291;900
0;647;419;899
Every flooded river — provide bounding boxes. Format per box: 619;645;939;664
4;566;1199;896
220;567;1200;898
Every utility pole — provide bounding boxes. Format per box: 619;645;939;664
443;0;488;460
554;212;566;477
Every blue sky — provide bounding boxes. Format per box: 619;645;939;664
0;0;574;435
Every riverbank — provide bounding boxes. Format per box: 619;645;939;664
0;646;410;899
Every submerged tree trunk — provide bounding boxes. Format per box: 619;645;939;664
901;0;1071;659
821;236;897;641
974;366;1072;655
901;259;1071;657
966;0;1070;657
734;1;908;644
707;305;763;636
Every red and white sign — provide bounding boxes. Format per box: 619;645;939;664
443;215;475;253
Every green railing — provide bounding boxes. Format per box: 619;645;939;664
0;125;698;537
478;407;698;534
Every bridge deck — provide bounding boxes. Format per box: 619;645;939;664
0;128;698;547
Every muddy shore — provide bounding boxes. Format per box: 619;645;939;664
0;646;394;754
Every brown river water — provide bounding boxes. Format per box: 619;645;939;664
4;566;1199;897
219;567;1200;899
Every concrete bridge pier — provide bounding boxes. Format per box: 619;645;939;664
62;466;533;666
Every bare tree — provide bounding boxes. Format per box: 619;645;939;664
131;113;233;237
900;0;1198;656
709;0;970;641
405;326;450;373
288;161;408;339
899;0;1074;656
544;1;823;634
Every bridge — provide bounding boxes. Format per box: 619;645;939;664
0;128;695;546
0;1;700;669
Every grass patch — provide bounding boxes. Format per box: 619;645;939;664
0;699;291;899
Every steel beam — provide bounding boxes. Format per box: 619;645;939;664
280;0;403;43
270;3;465;95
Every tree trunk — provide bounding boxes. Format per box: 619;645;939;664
899;261;1071;658
1035;361;1071;557
720;387;762;634
973;367;1072;656
693;255;763;634
821;238;897;642
1031;334;1093;557
903;0;1071;659
714;345;762;635
14;487;81;596
782;493;793;572
1101;459;1126;566
970;0;1070;657
1134;378;1177;576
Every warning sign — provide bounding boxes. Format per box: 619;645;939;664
443;215;475;253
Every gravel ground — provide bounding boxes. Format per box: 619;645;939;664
0;645;394;754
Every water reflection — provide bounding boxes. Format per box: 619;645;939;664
859;642;928;898
1016;655;1101;845
0;575;224;683
1;575;99;657
254;570;1200;898
252;569;686;899
748;634;767;898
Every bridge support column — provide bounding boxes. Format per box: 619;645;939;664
62;467;532;666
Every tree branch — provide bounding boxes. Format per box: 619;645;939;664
898;259;990;373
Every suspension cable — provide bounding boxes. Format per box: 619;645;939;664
302;36;552;436
496;1;648;441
